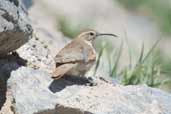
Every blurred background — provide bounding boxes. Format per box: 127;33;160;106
22;0;171;92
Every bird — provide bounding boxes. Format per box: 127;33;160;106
52;29;117;80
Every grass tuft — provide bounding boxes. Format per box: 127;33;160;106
95;37;171;89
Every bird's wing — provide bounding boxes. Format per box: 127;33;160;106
54;40;96;64
52;63;77;79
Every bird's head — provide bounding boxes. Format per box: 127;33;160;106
77;29;117;43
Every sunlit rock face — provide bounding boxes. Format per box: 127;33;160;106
3;67;171;114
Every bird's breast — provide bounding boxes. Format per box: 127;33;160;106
83;40;96;61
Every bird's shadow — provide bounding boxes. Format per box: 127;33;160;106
48;75;94;93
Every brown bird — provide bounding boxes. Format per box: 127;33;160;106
52;29;117;80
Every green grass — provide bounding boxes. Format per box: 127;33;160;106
57;16;79;38
94;38;171;88
116;0;171;34
57;16;94;38
119;38;170;87
93;43;106;76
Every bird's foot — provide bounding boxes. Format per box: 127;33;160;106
99;76;111;83
86;77;97;86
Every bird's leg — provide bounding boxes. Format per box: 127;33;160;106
99;76;111;83
75;75;97;86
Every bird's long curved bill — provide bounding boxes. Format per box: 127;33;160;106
97;33;118;37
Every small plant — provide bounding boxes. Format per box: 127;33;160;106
116;0;171;34
57;16;94;38
93;43;106;76
93;39;117;76
57;16;79;38
43;45;48;49
120;38;166;87
109;41;123;78
94;37;171;88
120;38;171;87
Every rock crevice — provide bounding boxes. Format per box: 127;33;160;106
0;0;32;111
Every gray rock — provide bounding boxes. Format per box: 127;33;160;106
21;0;33;9
0;0;32;56
4;67;171;114
17;37;55;73
0;53;26;109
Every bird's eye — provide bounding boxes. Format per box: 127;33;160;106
89;32;94;36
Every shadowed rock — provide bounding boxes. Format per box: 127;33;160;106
0;53;27;110
0;0;32;111
0;0;32;56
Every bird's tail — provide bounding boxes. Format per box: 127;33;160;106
51;63;76;80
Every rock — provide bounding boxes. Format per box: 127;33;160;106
17;37;55;73
21;0;33;9
0;53;26;110
4;67;171;114
16;0;68;73
0;0;32;110
0;0;32;56
0;90;14;114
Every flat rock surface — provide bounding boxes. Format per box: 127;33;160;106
0;0;32;55
5;67;171;114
